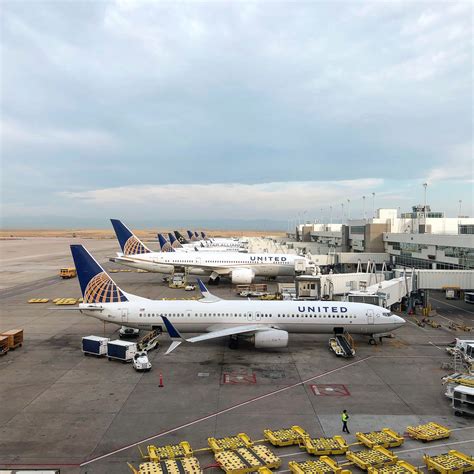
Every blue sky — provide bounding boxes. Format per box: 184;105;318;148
1;0;472;229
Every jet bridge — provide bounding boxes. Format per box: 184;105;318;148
347;274;413;308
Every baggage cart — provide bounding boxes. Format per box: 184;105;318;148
0;329;23;349
82;336;109;356
423;450;474;473
208;433;253;453
107;340;137;362
128;456;201;474
356;428;404;448
367;460;421;473
299;435;348;456
263;426;307;446
140;441;193;461
289;457;351;474
406;422;451;442
0;336;9;356
214;445;281;474
346;446;398;470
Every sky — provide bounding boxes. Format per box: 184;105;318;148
1;0;472;229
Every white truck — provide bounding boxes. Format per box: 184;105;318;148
132;351;152;372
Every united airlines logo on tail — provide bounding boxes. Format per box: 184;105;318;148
161;240;174;252
171;240;181;249
84;272;128;303
124;236;151;255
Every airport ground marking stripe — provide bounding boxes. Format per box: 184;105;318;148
80;356;373;466
430;297;474;315
397;438;474;454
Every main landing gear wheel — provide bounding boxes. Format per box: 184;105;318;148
228;336;239;350
368;337;377;345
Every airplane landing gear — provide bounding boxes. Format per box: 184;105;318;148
368;336;377;345
228;335;239;350
208;276;220;285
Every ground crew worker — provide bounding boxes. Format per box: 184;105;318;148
341;409;350;434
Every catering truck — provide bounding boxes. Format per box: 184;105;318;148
107;340;137;362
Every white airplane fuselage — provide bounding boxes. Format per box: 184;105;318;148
80;299;404;336
112;251;308;280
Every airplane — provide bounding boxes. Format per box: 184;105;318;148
166;233;235;253
186;230;242;249
111;219;315;284
69;244;406;353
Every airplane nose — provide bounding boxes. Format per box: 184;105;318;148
394;315;405;326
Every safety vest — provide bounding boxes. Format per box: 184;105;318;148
342;413;348;421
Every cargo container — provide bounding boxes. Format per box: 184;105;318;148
0;336;9;355
0;329;23;349
82;336;109;356
107;340;137;362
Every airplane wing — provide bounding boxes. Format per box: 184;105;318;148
161;316;273;354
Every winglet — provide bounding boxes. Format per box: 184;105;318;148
197;279;221;302
161;316;184;354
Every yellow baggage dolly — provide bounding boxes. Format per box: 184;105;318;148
367;460;421;473
423;450;474;473
127;457;201;474
346;446;398;471
263;426;307;446
406;422;451;442
289;457;352;474
139;441;193;461
208;433;253;453
214;445;281;474
299;435;348;456
356;428;404;449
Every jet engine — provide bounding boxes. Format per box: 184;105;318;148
253;329;289;348
231;268;255;284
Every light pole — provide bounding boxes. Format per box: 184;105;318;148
423;182;428;231
372;192;375;218
362;195;366;220
347;199;351;221
330;206;333;225
459;200;462;217
341;203;344;224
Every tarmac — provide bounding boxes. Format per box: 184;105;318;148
0;237;473;473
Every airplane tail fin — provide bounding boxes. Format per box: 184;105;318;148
70;245;129;303
110;219;151;255
187;230;199;241
168;233;183;249
201;231;208;240
197;278;221;302
174;231;188;244
158;234;175;252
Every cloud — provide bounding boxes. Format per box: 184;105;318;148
426;142;474;184
60;178;384;219
1;119;118;150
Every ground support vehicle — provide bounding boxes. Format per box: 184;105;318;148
60;267;77;278
263;426;306;446
0;329;23;349
423;450;474;473
367;460;421;473
107;340;137;362
346;446;398;470
208;433;253;453
128;457;201;474
132;352;152;372
406;422;451;442
289;457;351;474
214;445;281;474
82;335;109;356
356;428;404;449
139;441;193;461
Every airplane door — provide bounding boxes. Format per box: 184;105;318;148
121;308;128;324
247;312;253;322
367;308;374;324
